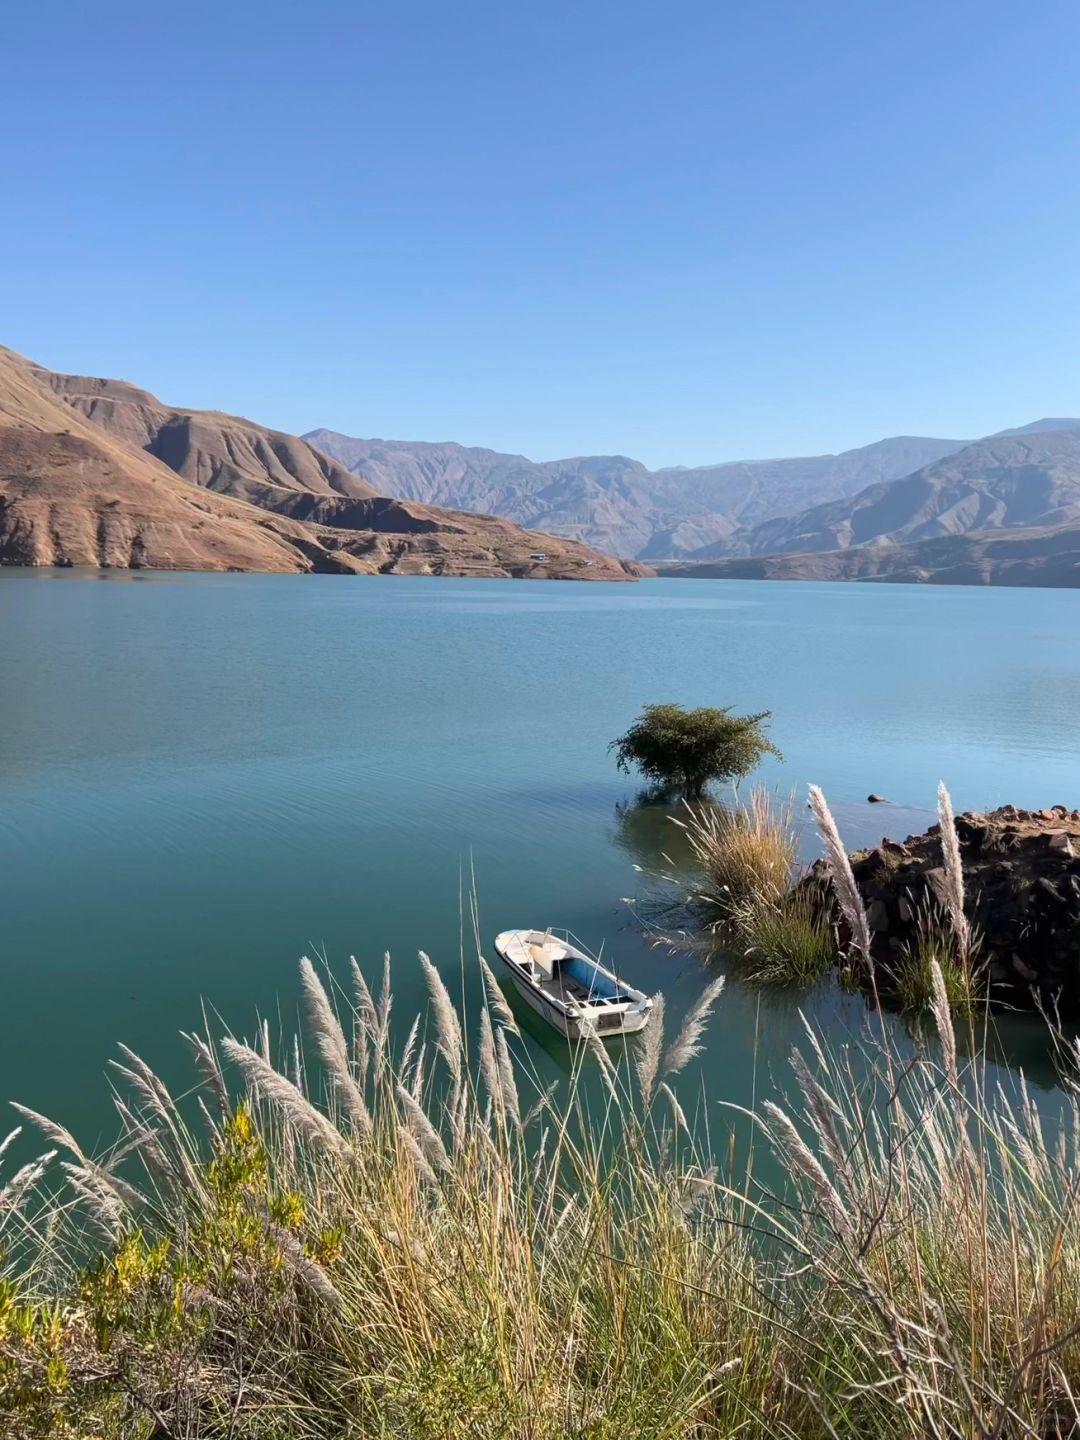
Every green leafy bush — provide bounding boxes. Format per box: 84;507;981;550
610;702;780;798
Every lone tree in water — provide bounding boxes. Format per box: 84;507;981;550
610;703;781;799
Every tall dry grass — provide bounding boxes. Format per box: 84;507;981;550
673;787;836;986
2;937;1079;1438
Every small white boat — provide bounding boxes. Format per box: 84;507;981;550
493;928;653;1040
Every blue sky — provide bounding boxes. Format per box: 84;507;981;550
2;0;1079;467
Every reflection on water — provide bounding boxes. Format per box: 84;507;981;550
1;571;1079;1141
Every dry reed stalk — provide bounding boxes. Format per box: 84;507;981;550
763;1101;853;1241
417;951;464;1093
936;781;971;958
0;1152;56;1214
395;1084;451;1174
479;953;519;1034
663;976;725;1076
634;994;665;1105
808;784;873;965
299;955;372;1137
221;1038;351;1160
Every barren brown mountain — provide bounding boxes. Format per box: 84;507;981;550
0;348;646;580
662;522;1080;587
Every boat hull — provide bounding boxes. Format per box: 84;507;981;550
494;931;652;1041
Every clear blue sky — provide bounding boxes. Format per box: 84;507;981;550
3;0;1079;467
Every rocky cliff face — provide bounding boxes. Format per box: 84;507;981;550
0;347;648;580
835;807;1080;1012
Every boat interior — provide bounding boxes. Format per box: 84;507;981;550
501;931;631;1007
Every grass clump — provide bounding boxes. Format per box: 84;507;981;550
895;901;982;1018
3;946;1080;1438
678;786;797;920
732;883;835;986
676;788;836;987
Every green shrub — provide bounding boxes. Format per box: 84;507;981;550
610;703;781;798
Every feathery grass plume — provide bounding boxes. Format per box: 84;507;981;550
936;781;971;958
349;954;379;1035
373;952;393;1080
479;953;520;1035
299;956;372;1137
808;783;872;964
494;1027;522;1131
0;1127;22;1164
477;1004;502;1114
0;1152;56;1213
659;1081;689;1133
60;1161;127;1241
417;952;464;1092
221;1038;350;1160
523;1081;559;1131
763;1101;852;1241
399;1128;437;1186
108;1057;172;1128
634;994;665;1105
788;1048;852;1196
110;1096;167;1161
348;955;377;1088
269;1222;343;1310
10;1103;84;1162
578;1019;621;1103
399;1014;421;1081
929;958;959;1090
395;1084;451;1174
663;976;725;1077
181;1031;230;1113
408;1042;427;1102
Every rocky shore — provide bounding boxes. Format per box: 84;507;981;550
819;805;1080;1012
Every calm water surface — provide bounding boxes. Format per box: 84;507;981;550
2;570;1080;1148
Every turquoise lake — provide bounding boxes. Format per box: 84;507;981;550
2;569;1080;1150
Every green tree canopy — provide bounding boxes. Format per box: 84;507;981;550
609;702;781;798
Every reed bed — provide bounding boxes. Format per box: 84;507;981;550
676;786;798;920
671;782;987;1006
2;935;1079;1438
674;787;835;986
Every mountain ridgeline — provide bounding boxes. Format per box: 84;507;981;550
305;429;968;561
0;347;646;580
307;420;1080;586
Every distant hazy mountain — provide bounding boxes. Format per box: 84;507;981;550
693;427;1080;560
662;521;1080;589
305;429;967;560
992;418;1080;438
0;348;646;580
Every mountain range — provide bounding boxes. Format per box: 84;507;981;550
307;419;1080;586
305;429;967;560
0;348;645;580
658;522;1080;588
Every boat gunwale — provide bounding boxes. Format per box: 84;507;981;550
492;928;651;1028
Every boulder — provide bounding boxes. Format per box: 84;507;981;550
815;804;1080;1014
